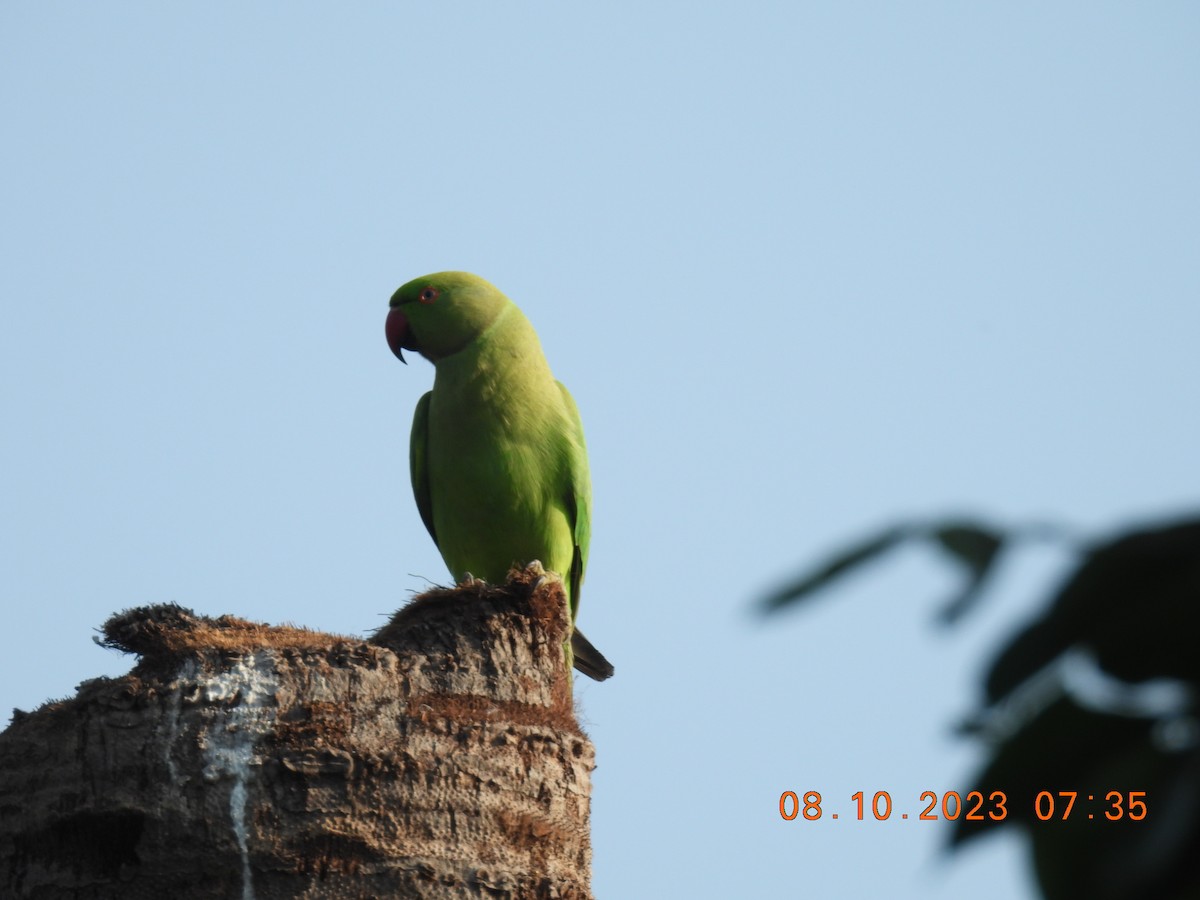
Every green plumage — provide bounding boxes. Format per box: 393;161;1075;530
386;271;612;681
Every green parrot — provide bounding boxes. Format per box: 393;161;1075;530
385;271;613;681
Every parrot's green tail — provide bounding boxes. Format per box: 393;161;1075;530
570;628;614;681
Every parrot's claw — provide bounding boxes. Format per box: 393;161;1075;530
459;572;485;588
525;561;563;593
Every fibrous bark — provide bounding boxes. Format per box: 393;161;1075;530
0;565;595;899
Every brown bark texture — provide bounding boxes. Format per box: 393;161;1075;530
0;566;595;899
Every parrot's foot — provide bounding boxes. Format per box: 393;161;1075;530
458;572;486;588
524;560;563;593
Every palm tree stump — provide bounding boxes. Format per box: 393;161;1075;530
0;565;596;899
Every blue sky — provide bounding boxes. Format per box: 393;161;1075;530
2;4;1197;897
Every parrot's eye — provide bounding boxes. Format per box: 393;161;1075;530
419;287;439;304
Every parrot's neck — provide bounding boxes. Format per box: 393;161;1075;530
432;302;555;405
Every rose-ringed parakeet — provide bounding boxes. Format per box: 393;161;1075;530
385;271;613;681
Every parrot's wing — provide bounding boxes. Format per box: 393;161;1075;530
558;382;613;681
557;382;590;612
409;391;438;546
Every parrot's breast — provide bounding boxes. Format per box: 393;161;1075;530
425;361;577;590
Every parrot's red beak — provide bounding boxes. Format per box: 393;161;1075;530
386;307;414;364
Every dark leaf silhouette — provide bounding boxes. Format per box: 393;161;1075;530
952;695;1200;900
985;519;1200;704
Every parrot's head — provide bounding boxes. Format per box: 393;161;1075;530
386;271;510;364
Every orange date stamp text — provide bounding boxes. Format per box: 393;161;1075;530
778;790;1147;823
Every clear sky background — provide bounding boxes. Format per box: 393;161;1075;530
2;4;1197;897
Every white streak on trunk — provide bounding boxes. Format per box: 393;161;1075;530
198;651;278;900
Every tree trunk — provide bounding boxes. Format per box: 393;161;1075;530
0;566;595;899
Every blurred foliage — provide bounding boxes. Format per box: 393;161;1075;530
760;517;1069;622
762;514;1200;900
